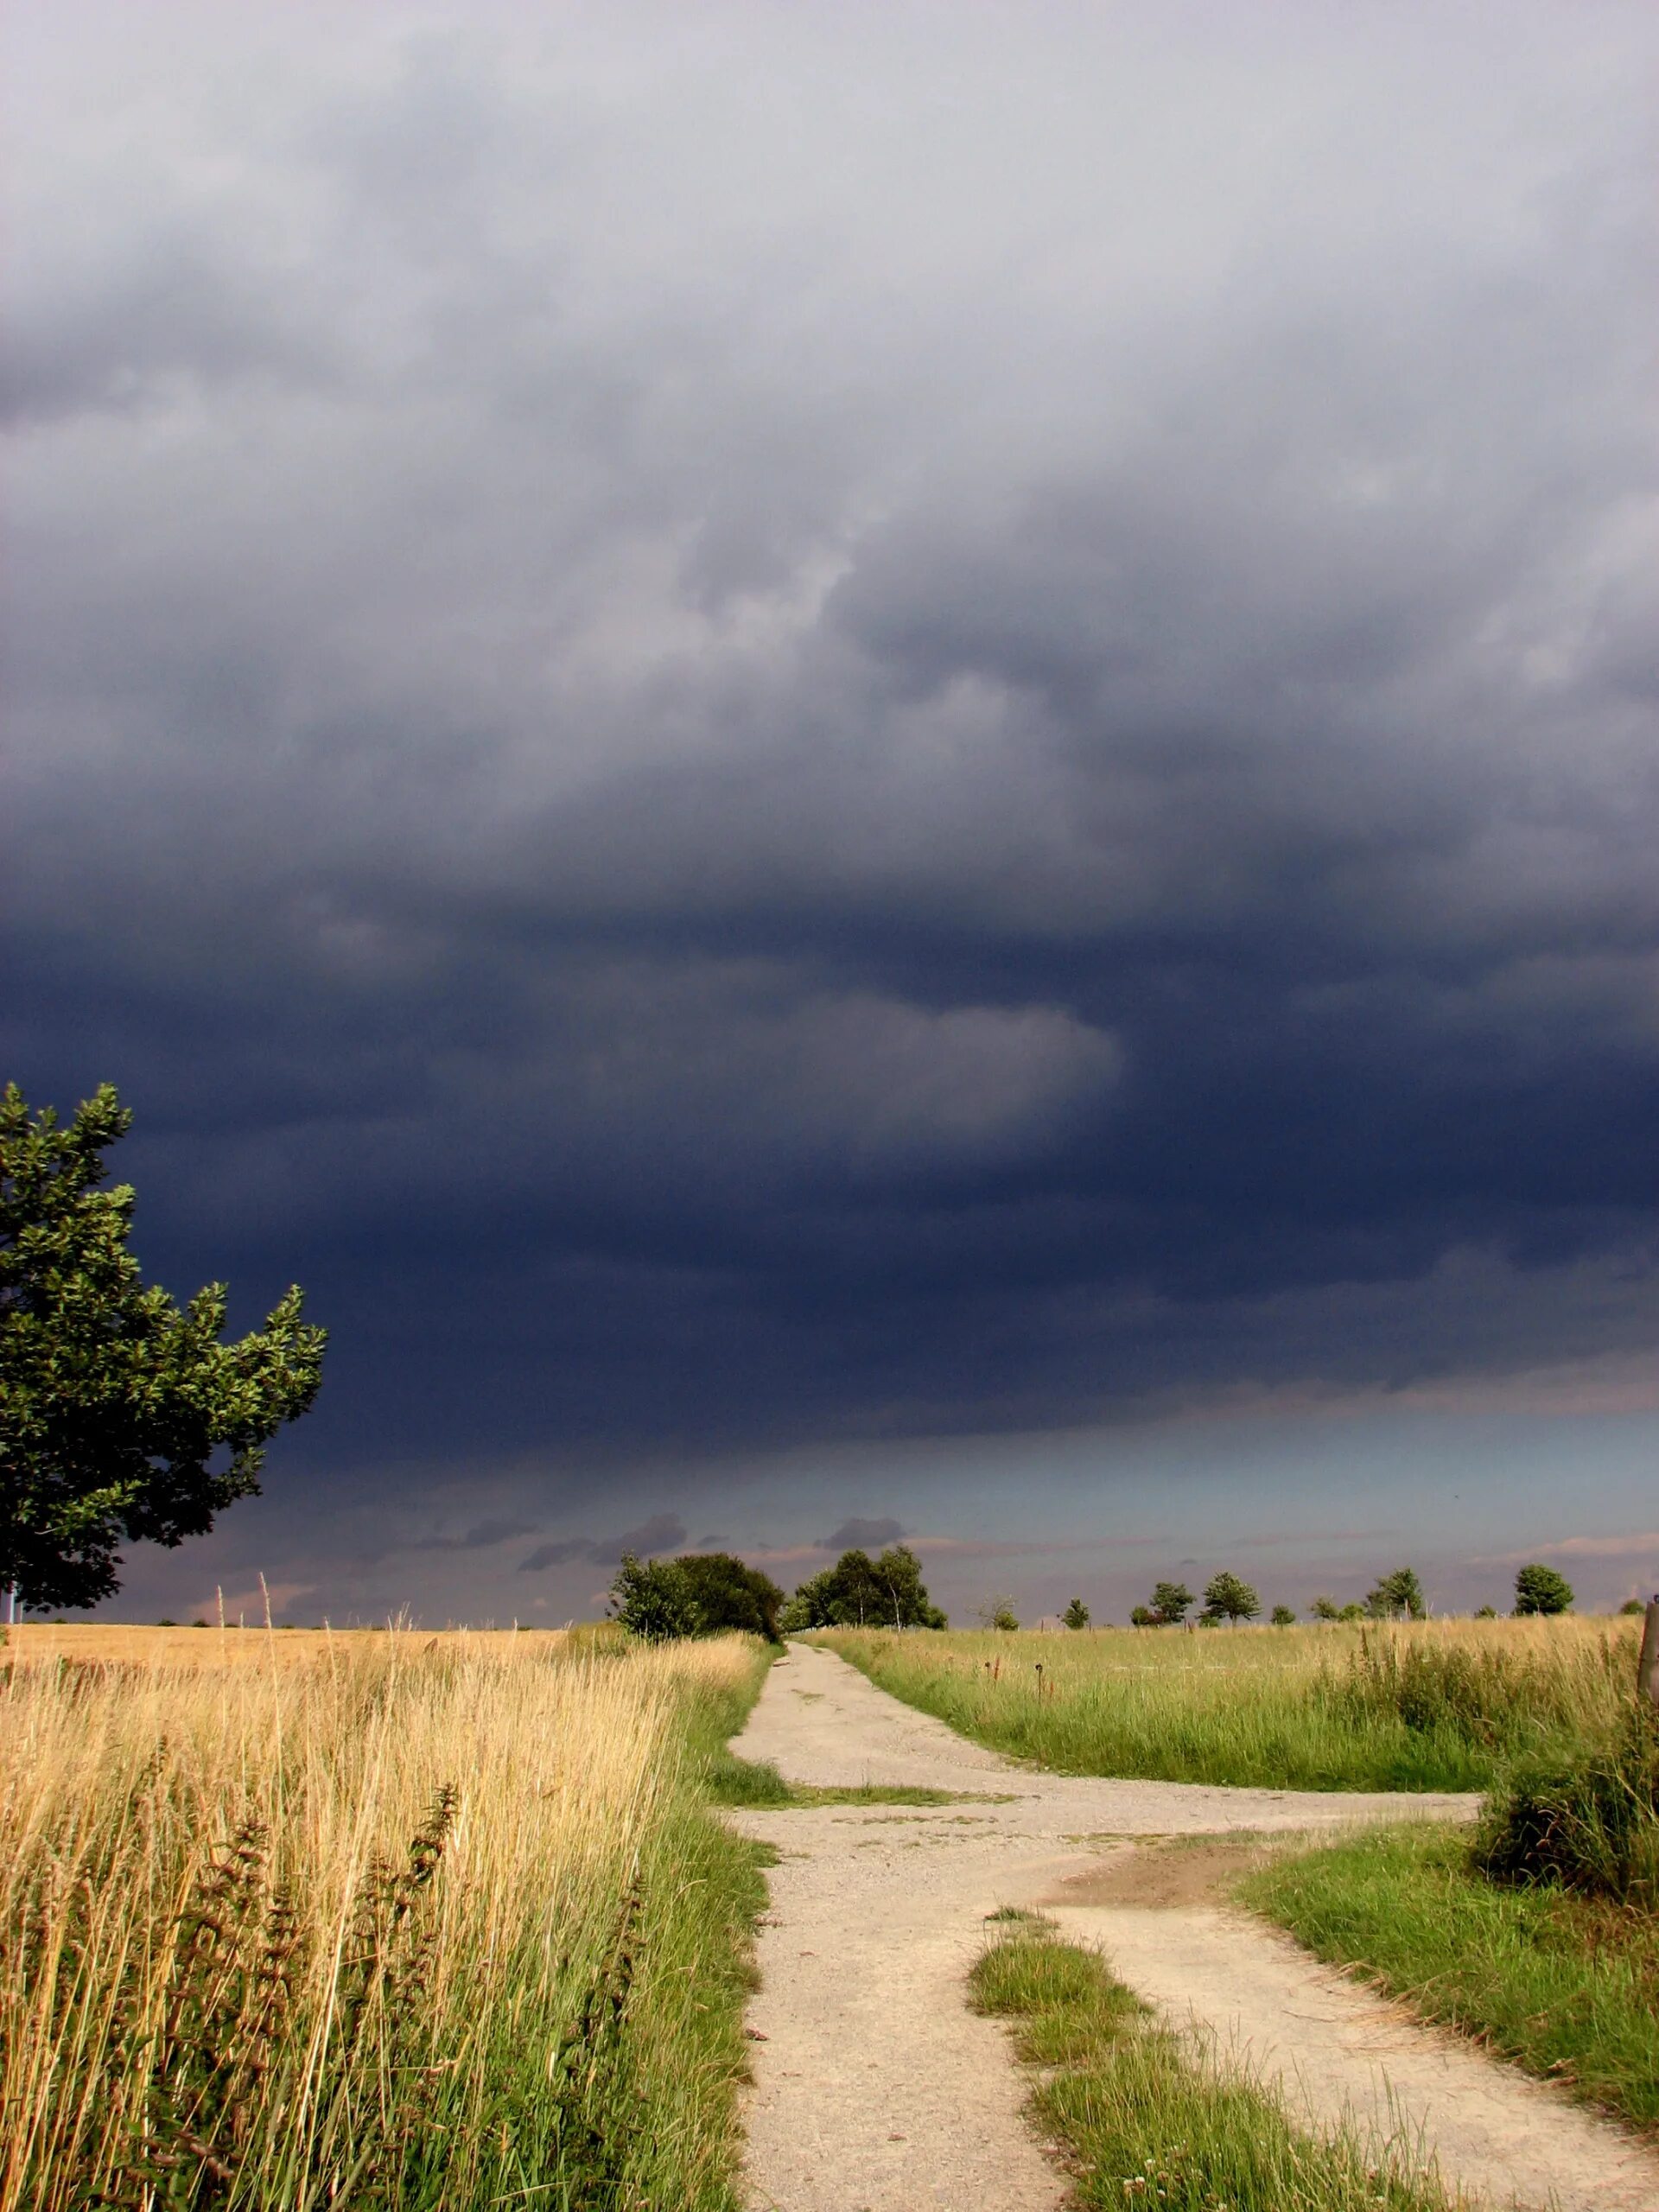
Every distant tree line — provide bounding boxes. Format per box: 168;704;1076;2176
607;1541;1592;1646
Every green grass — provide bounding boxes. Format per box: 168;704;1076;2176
969;1915;1454;2210
822;1618;1637;1791
704;1745;1007;1808
1243;1822;1659;2133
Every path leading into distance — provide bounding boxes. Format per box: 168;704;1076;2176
727;1640;1659;2212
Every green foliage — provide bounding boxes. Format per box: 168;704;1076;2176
1150;1580;1193;1624
1269;1605;1296;1627
1128;1605;1154;1627
1364;1567;1425;1620
1472;1707;1659;1905
1061;1597;1090;1630
671;1554;785;1640
1247;1821;1659;2133
1474;1605;1497;1618
1513;1562;1573;1616
970;1918;1451;2210
1200;1571;1258;1624
1310;1596;1340;1620
1338;1601;1365;1620
0;1083;327;1610
609;1552;785;1642
979;1595;1019;1630
785;1544;944;1629
1618;1599;1647;1616
609;1554;702;1641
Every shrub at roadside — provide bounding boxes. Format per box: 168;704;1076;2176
610;1550;785;1641
1472;1704;1659;1906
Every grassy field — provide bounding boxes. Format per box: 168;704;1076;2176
1;1620;584;1668
1;1622;772;2212
970;1910;1454;2210
821;1616;1640;1790
1244;1817;1659;2134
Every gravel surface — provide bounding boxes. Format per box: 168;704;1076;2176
728;1640;1659;2212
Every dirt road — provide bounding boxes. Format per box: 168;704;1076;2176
728;1639;1659;2212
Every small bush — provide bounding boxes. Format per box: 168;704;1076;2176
1473;1707;1659;1905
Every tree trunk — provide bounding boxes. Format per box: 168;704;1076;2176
1638;1597;1659;1708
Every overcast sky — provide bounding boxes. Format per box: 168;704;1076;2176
6;1;1657;1624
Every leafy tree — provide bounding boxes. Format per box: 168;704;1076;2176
1128;1604;1155;1627
1513;1562;1573;1617
608;1553;700;1640
1310;1595;1340;1621
1200;1571;1259;1624
1474;1604;1498;1618
1269;1605;1296;1626
785;1544;944;1629
1338;1601;1365;1621
1061;1596;1090;1630
870;1542;946;1629
1149;1580;1194;1625
673;1552;785;1639
979;1594;1019;1630
1620;1599;1648;1617
2;1084;326;1611
1364;1567;1425;1621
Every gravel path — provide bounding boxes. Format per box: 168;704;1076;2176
727;1640;1659;2212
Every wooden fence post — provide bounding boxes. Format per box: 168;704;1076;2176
1638;1596;1659;1708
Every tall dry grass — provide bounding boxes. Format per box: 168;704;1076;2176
1;1628;766;2211
823;1615;1641;1789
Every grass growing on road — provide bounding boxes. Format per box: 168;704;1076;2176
825;1618;1636;1790
705;1747;1004;1808
970;1912;1454;2210
2;1625;773;2212
1243;1821;1659;2133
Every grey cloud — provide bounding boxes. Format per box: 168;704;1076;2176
407;1517;537;1554
518;1540;595;1573
589;1514;689;1566
518;1512;690;1574
820;1519;909;1551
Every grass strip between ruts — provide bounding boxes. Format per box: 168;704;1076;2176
1242;1821;1659;2135
969;1910;1455;2212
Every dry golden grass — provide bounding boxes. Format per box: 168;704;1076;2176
1;1625;766;2211
2;1621;576;1668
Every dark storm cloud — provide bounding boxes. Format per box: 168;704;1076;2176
6;1;1658;1555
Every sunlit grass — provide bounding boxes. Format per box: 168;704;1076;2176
1244;1821;1659;2133
971;1913;1456;2209
821;1616;1638;1790
0;1625;770;2211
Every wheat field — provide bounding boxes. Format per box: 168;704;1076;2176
1;1625;766;2211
